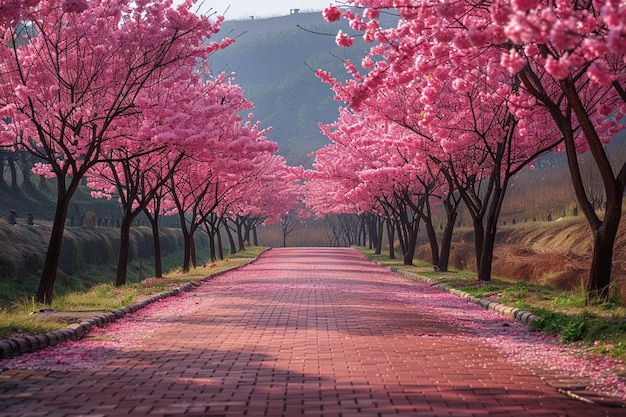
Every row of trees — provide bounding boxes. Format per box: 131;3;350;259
0;0;304;304
308;0;626;301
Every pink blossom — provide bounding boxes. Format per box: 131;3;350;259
490;1;512;25
362;55;374;69
597;104;614;117
31;162;56;178
544;56;570;79
606;344;615;352
438;2;461;19
500;49;527;74
420;87;439;105
452;78;472;93
468;25;489;47
524;44;540;56
63;0;88;13
594;340;601;348
323;5;342;22
581;39;609;59
550;20;580;50
607;28;626;54
343;9;355;20
511;0;539;12
555;0;573;18
602;7;622;29
0;0;22;25
504;15;540;44
349;15;367;31
364;8;379;20
336;30;355;47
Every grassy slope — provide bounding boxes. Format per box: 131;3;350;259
0;246;267;339
371;214;626;362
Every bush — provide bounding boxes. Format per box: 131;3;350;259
559;315;588;343
531;310;566;333
530;310;589;343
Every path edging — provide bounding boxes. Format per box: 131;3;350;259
389;268;541;325
0;249;270;360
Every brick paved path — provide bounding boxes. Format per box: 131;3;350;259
0;248;622;416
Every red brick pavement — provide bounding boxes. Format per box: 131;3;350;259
0;247;623;417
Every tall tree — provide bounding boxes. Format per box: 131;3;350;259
322;0;626;299
0;0;227;303
88;72;248;286
318;2;570;284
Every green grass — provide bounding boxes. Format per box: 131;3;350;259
0;311;66;339
357;246;626;362
0;246;267;340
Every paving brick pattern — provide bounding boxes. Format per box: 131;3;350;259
0;247;623;416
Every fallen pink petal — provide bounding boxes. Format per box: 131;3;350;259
0;249;622;415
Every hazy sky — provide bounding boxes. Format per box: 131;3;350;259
201;1;332;21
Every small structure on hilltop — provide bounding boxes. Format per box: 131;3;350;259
290;9;300;15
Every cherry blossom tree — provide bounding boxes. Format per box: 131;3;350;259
142;170;178;278
226;156;305;249
318;2;588;285
169;116;278;272
324;0;626;299
0;0;228;303
88;72;255;286
494;0;626;299
309;108;429;264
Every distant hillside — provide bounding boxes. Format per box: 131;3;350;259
210;12;398;167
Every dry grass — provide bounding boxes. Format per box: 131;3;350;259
415;215;626;297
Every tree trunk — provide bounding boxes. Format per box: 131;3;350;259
375;216;384;255
19;152;35;194
38;174;49;192
386;218;396;259
395;219;406;256
477;230;496;282
437;209;456;272
471;216;484;272
423;215;439;268
222;218;237;255
558;78;625;301
147;212;163;278
253;226;258;246
217;226;224;260
7;153;18;190
586;204;621;300
208;232;217;263
236;220;245;251
36;176;79;304
0;152;5;189
179;213;192;273
190;236;197;268
115;212;134;286
403;220;419;266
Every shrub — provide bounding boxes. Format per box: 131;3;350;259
559;315;588;343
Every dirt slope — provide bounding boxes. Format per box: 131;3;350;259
417;216;626;295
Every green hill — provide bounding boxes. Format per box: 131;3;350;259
211;12;398;167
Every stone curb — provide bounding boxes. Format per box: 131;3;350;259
389;268;541;325
0;249;270;360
